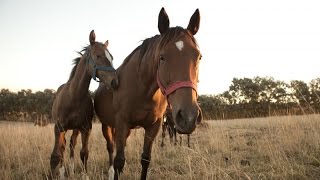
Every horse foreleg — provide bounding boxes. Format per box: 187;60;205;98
102;124;115;179
114;123;129;180
50;124;67;179
187;134;190;148
69;130;80;175
141;120;161;180
80;128;91;172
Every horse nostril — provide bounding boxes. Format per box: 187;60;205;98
177;109;183;120
111;79;118;89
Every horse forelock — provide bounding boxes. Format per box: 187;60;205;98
158;27;198;51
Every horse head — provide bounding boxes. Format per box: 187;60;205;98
86;30;119;89
156;8;202;134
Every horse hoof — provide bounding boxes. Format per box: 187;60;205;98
81;172;89;180
59;166;66;180
108;165;115;180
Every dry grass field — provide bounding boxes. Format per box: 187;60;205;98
1;114;320;180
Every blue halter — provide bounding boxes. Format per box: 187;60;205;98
86;54;116;82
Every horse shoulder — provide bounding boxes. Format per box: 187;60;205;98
94;85;114;124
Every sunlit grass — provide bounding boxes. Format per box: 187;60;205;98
1;115;320;179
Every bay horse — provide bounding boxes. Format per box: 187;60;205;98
161;107;191;147
50;30;118;178
94;7;202;180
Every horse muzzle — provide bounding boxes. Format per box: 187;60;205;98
173;106;202;134
99;71;119;90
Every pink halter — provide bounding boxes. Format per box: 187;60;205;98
156;70;197;97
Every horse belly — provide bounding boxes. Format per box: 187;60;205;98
66;112;93;130
131;110;159;128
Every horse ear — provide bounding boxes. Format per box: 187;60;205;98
187;9;200;35
158;7;170;35
89;30;96;45
104;40;109;47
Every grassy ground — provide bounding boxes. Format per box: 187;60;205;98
1;114;320;180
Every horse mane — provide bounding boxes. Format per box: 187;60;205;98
119;45;142;69
68;46;89;81
118;26;197;72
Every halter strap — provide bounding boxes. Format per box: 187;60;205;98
156;70;197;97
87;55;116;82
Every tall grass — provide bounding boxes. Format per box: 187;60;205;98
1;115;320;179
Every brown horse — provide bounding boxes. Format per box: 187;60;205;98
50;30;118;178
161;107;191;147
94;7;202;180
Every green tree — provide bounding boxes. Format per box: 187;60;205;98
309;78;320;111
229;77;260;103
290;80;311;107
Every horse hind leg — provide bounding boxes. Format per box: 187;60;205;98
70;130;80;158
173;127;177;146
168;126;174;145
50;123;67;179
160;123;166;147
69;130;80;175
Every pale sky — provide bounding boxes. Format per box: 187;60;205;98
0;0;320;95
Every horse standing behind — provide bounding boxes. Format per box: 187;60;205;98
50;30;118;179
94;7;202;180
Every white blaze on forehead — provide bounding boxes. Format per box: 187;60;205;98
175;40;184;51
105;49;113;66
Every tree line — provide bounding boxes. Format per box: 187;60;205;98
1;76;320;122
199;76;320;119
0;89;55;123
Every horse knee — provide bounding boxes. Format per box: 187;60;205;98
107;143;114;154
141;154;150;169
69;143;75;158
50;154;60;168
80;149;89;165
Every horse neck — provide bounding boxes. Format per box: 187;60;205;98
136;41;161;98
69;58;91;97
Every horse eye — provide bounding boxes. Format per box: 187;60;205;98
159;55;165;61
199;54;202;60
